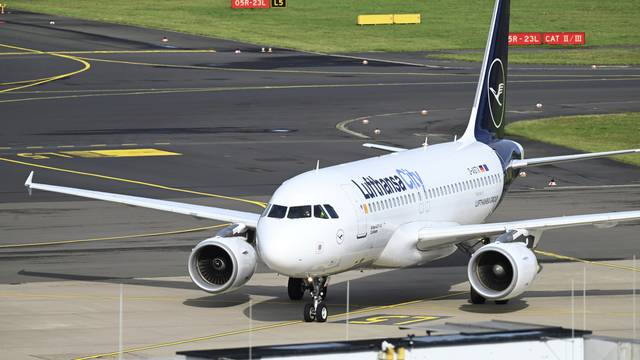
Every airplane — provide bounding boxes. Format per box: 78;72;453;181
22;0;640;323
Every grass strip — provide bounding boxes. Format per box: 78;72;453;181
8;0;640;65
506;113;640;166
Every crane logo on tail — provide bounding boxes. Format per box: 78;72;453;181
487;58;506;129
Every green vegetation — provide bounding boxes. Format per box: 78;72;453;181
9;0;640;64
506;113;640;166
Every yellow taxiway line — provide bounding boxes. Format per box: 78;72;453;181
535;249;640;272
0;157;267;208
0;223;228;249
0;43;91;92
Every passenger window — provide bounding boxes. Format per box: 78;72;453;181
288;205;311;219
268;204;287;219
313;205;330;219
323;204;339;218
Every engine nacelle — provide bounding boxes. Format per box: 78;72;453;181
468;242;538;300
188;236;257;294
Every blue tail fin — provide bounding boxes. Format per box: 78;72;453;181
460;0;510;144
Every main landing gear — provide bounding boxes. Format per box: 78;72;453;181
291;276;328;322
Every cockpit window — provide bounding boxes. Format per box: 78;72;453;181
288;205;312;219
261;204;271;217
267;204;287;219
323;204;339;219
314;205;330;219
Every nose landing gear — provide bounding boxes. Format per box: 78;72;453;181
302;276;329;322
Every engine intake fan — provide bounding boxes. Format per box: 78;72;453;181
188;236;257;294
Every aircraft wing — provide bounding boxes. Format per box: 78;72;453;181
508;148;639;169
24;172;261;228
417;210;640;250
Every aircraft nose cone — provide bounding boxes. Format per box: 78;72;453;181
257;225;303;275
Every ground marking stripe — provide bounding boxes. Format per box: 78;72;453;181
535;249;640;272
2;77;639;105
0;157;267;208
74;291;464;359
0;43;91;91
0;223;227;249
336;110;419;139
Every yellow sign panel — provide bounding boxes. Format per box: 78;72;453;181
357;14;394;25
393;14;421;24
357;13;421;25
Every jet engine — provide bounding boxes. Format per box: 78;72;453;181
188;236;257;294
467;242;537;300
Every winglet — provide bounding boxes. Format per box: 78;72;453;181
25;171;34;195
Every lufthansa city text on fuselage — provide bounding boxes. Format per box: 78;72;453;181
351;168;425;200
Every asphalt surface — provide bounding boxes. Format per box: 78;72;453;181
1;10;640;360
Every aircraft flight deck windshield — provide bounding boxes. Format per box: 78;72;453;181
264;204;339;219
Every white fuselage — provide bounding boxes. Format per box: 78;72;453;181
256;140;504;277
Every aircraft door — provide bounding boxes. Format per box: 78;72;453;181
340;184;368;239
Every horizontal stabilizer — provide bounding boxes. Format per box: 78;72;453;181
362;143;407;153
509;148;640;169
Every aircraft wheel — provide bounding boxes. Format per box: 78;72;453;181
303;303;315;322
288;277;305;300
315;302;328;323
